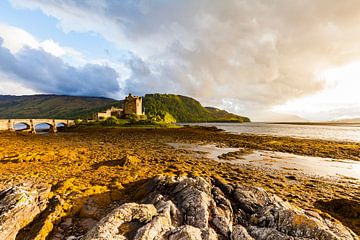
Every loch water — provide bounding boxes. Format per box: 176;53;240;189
180;122;360;142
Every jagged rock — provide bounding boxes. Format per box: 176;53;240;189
78;218;98;232
133;198;181;240
84;176;358;240
83;203;157;240
167;225;202;240
231;225;254;240
0;183;50;240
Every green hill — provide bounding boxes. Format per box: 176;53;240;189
0;95;120;119
143;94;250;123
0;94;250;122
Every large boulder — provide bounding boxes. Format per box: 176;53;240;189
83;176;357;240
0;183;50;240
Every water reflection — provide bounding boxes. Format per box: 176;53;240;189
169;142;360;180
14;123;30;131
35;123;51;133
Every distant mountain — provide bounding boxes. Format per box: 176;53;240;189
260;112;308;123
143;94;250;123
0;95;120;119
331;118;360;123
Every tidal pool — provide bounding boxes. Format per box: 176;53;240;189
168;142;360;180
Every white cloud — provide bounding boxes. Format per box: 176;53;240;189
0;38;122;98
0;23;38;53
9;0;360;120
0;23;83;63
0;72;40;95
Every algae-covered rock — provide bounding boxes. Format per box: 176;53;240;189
118;155;141;167
84;176;358;240
0;183;50;240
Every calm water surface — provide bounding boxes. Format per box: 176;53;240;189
169;143;360;180
180;122;360;142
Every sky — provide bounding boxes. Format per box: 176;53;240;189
1;0;360;121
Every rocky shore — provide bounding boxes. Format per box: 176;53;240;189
0;127;359;239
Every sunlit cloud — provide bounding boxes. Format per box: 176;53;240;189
4;0;360;120
274;61;360;121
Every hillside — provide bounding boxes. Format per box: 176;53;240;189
0;95;120;119
0;94;250;122
143;94;250;123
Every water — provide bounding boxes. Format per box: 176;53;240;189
169;143;360;180
14;123;51;132
180;122;360;142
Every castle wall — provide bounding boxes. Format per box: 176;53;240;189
93;94;143;121
123;95;143;116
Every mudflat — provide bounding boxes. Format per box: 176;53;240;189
0;127;359;237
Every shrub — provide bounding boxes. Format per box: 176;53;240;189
101;116;120;126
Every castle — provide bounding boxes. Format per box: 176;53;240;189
93;93;144;121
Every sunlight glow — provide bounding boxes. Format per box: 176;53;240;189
273;61;360;121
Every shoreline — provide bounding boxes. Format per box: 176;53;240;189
270;121;360;126
0;127;359;237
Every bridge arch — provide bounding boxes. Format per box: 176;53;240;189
34;122;55;133
56;122;67;131
56;122;67;127
13;122;31;131
12;119;33;132
0;119;75;133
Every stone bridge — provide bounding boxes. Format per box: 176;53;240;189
0;119;75;133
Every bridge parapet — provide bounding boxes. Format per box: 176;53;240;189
0;119;75;133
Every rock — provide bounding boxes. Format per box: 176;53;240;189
0;183;50;240
171;176;212;229
84;176;358;240
80;202;100;219
79;218;98;232
118;155;141;167
133;198;181;240
66;236;82;240
61;218;73;228
168;225;203;240
83;203;157;240
231;225;254;240
53;233;64;240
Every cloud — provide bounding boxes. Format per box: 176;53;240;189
0;72;40;95
0;37;121;97
9;0;360;119
0;23;39;53
0;23;83;63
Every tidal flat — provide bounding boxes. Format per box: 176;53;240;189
0;127;359;238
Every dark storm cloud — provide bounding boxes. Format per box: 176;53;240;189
0;38;120;97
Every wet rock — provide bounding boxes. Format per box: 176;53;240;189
84;176;358;240
0;183;50;240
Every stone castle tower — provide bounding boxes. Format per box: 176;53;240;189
123;93;143;116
